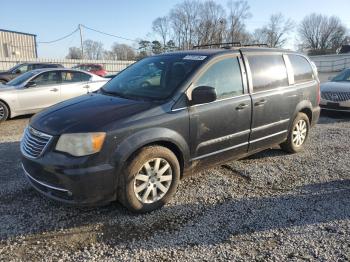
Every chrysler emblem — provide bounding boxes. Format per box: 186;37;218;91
331;94;339;100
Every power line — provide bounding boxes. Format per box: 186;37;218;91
81;24;139;42
7;27;79;48
37;27;79;44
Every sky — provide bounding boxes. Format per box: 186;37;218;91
1;0;350;58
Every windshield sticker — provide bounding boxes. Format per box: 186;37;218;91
183;55;207;61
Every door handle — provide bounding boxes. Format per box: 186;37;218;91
236;103;249;110
83;85;90;89
50;88;58;92
254;99;267;106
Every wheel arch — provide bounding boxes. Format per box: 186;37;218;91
112;127;190;177
292;100;313;124
0;99;11;118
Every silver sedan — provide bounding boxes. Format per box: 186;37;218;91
0;68;109;121
320;68;350;112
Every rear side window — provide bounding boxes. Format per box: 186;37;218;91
195;57;244;99
91;65;102;71
288;55;314;83
248;55;288;92
61;71;91;83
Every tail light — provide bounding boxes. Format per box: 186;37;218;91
316;82;321;105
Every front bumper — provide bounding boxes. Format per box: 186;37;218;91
21;154;117;206
319;99;350;112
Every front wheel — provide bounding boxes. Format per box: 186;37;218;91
0;101;9;122
118;146;180;213
280;112;310;153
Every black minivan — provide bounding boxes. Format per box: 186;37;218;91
20;47;320;212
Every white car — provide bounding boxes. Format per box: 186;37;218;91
0;68;109;121
320;68;350;112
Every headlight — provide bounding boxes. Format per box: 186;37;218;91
56;132;106;157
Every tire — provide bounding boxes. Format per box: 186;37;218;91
0;79;7;85
280;112;310;153
0;101;9;122
118;146;180;213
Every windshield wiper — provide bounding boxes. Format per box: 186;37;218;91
100;88;134;100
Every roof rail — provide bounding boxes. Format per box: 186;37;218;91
192;42;268;49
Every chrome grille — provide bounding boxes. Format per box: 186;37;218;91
321;91;350;102
21;127;52;159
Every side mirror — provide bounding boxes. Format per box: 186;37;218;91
14;69;21;74
191;86;217;105
25;81;36;88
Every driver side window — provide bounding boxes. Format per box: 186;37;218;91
195;57;244;99
31;71;60;86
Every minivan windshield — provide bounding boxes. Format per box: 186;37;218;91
101;55;206;100
7;71;36;86
331;69;350;82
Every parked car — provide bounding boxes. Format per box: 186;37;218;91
0;68;108;121
21;48;320;213
73;64;107;77
104;74;117;79
0;63;63;84
337;45;350;54
320;68;350;112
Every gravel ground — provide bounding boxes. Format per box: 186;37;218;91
0;113;349;261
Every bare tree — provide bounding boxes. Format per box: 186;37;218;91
299;13;347;54
83;40;104;60
169;0;200;49
105;43;135;60
226;0;251;43
253;13;294;47
152;16;170;49
66;47;82;59
196;1;226;45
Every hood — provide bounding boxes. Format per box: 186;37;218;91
30;93;155;135
321;81;350;92
0;84;17;92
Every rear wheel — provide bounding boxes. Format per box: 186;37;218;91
118;146;180;213
0;101;9;122
280;112;310;153
0;79;7;85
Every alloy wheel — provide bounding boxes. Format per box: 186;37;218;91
292;119;307;147
0;105;4;120
133;158;173;204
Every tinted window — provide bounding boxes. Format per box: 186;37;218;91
101;55;204;100
288;55;314;83
80;72;92;81
32;71;60;86
42;64;57;68
248;55;288;91
331;69;350;82
61;71;91;83
33;64;44;69
91;65;102;71
195;57;243;99
14;64;29;74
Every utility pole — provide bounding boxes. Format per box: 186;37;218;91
79;24;84;59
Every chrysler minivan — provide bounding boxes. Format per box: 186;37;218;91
20;47;320;212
